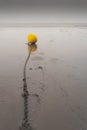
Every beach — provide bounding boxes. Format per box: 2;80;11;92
0;27;87;130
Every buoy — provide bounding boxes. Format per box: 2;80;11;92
28;34;38;45
28;44;37;52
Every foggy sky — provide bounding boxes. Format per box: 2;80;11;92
0;0;87;23
0;0;87;6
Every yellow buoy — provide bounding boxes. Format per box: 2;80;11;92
28;34;38;45
28;44;37;52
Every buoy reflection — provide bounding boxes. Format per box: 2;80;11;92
28;44;37;53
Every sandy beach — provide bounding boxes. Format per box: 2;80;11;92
0;27;87;130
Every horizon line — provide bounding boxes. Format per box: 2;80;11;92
0;22;87;27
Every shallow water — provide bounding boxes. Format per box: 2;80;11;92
0;27;87;130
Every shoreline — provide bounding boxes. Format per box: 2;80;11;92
0;23;87;28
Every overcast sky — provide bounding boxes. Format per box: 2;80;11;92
0;0;87;6
0;0;87;23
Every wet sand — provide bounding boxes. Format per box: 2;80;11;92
0;27;87;130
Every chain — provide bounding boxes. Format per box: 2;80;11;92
19;46;32;130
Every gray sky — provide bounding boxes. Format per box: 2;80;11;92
0;0;87;6
0;0;87;23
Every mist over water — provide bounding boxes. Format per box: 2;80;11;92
0;0;87;23
0;8;87;23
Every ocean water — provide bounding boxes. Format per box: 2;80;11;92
0;27;87;130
